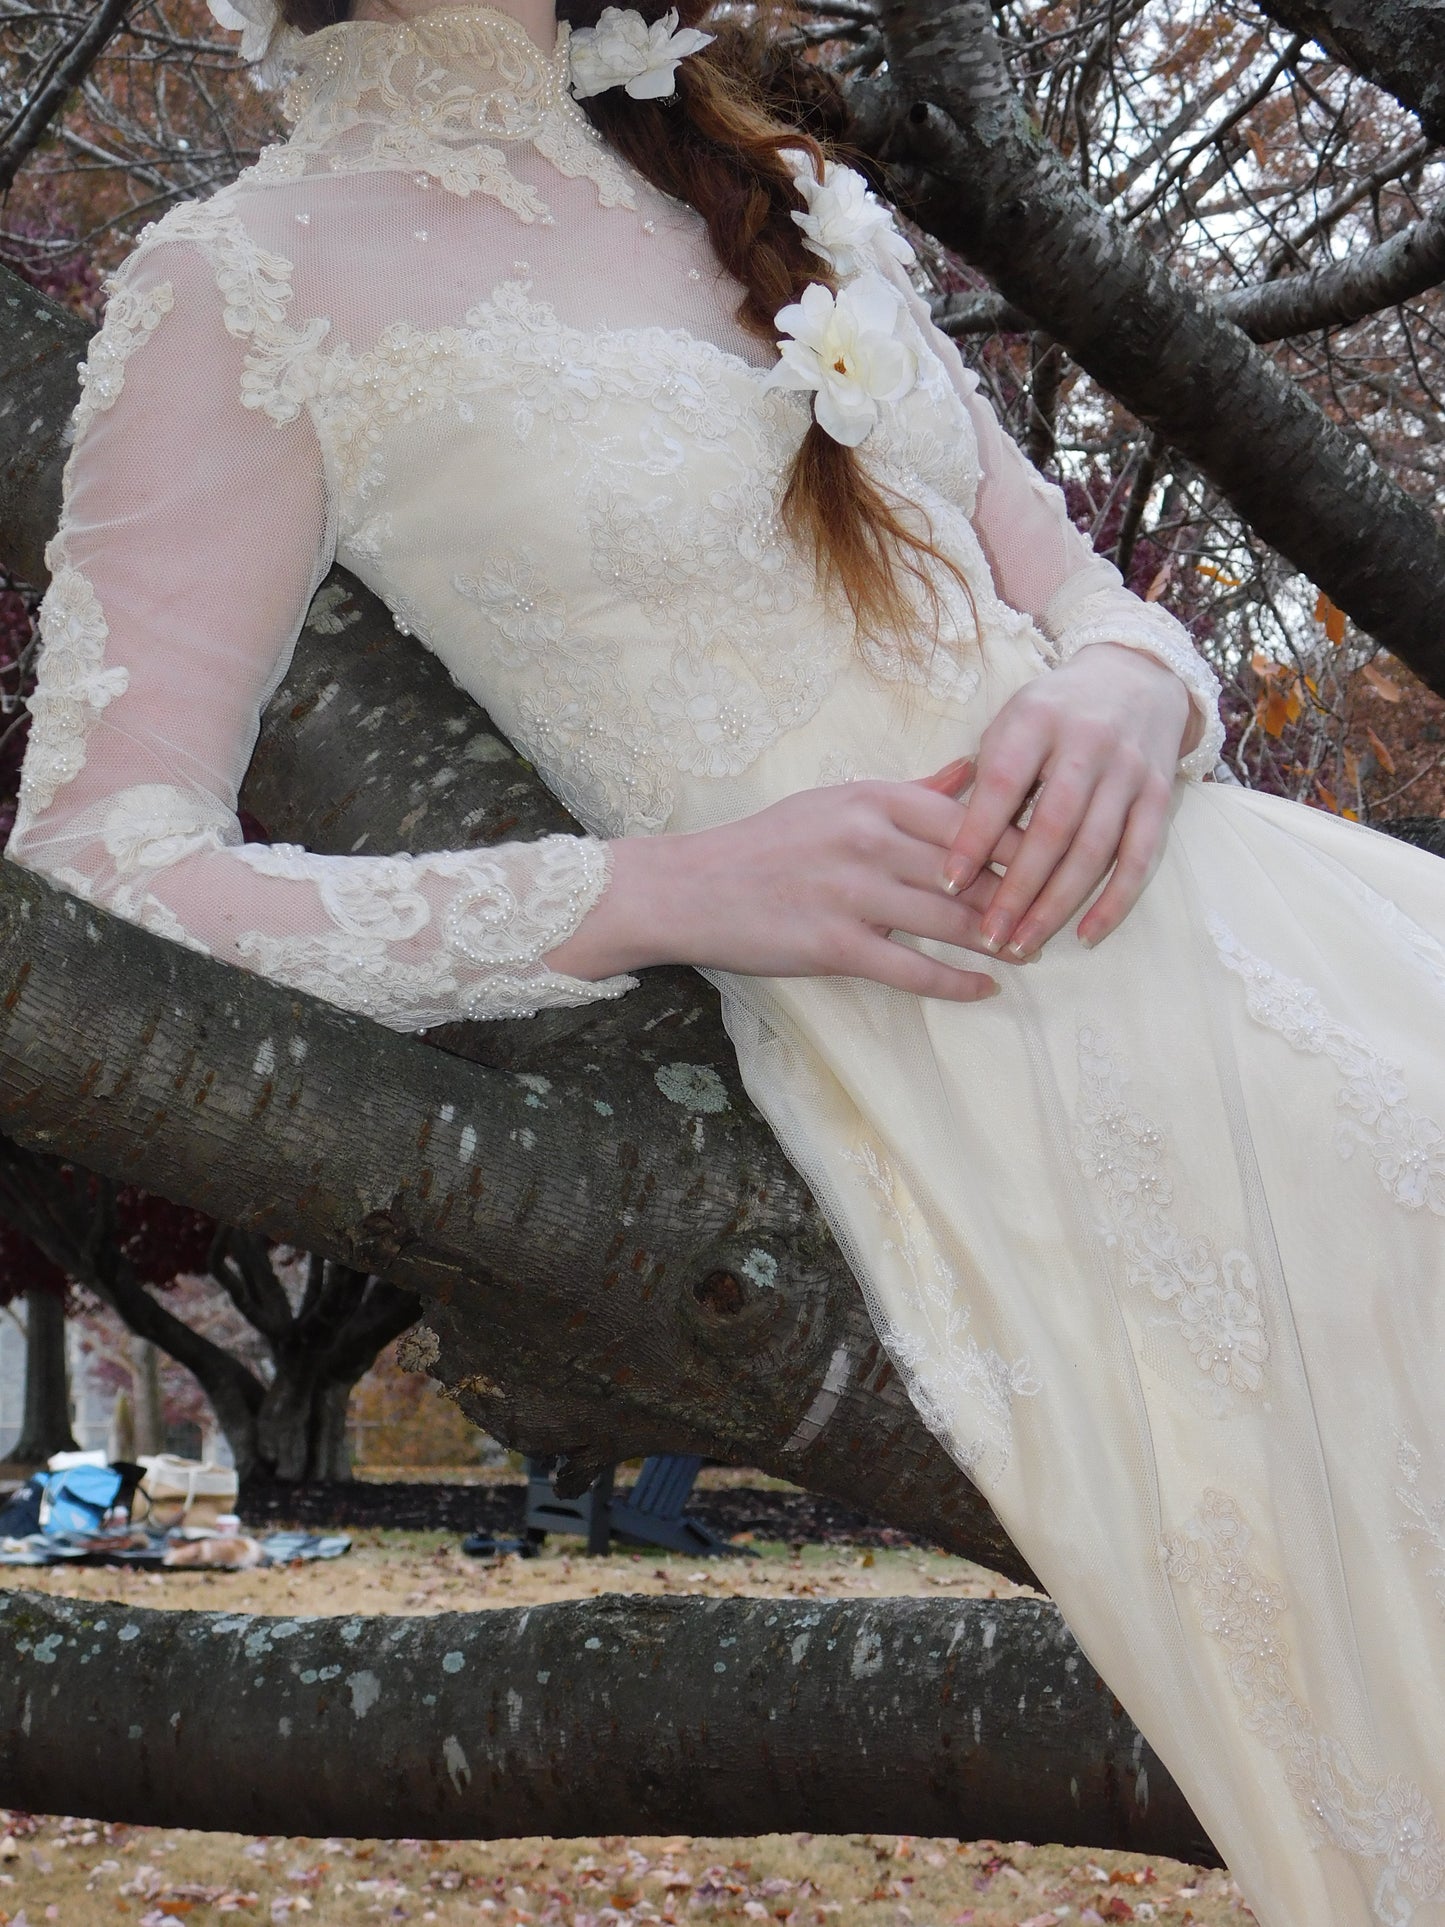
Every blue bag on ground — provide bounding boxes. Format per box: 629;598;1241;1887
39;1463;125;1537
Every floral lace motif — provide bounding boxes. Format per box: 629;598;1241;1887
1040;581;1225;781
18;568;129;820
1390;1434;1445;1622
231;830;633;1026
18;274;178;822
138;195;331;425
1072;1025;1269;1401
1162;1490;1445;1923
273;7;636;218
1209;916;1445;1216
840;1137;1039;1482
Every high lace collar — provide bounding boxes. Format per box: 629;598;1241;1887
264;4;639;213
281;5;578;140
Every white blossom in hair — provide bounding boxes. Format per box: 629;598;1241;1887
567;6;716;101
762;276;917;448
205;0;301;91
787;156;916;279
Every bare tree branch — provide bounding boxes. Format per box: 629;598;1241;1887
1253;0;1445;141
0;0;136;196
850;3;1445;695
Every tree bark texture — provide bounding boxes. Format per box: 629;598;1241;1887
0;857;1034;1586
933;201;1445;345
0;1588;1220;1864
6;1287;76;1465
850;4;1445;696
1253;0;1445;141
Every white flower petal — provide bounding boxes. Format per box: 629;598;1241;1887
813;387;877;447
567;6;714;100
839;272;903;336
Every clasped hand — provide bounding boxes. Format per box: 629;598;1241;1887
554;642;1194;998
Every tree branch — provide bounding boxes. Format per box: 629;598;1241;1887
0;0;136;196
0;859;1034;1584
0;1587;1219;1863
854;7;1445;695
1252;0;1445;141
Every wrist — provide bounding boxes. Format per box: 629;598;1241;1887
1070;638;1201;757
543;832;700;979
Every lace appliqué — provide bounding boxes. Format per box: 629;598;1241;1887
1209;917;1445;1216
274;9;636;218
18;565;129;824
1162;1490;1445;1924
17;276;179;821
132;195;331;425
1390;1435;1445;1621
840;1137;1039;1482
1073;1026;1269;1401
316;280;760;514
1040;581;1225;781
232;831;634;1027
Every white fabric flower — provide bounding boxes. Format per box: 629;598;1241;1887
788;158;916;279
205;0;300;90
763;276;917;448
567;6;715;101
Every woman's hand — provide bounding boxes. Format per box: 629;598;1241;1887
939;642;1197;961
548;772;1025;1002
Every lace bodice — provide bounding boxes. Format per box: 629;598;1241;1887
6;1;1225;1031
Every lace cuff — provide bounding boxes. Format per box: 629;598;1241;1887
1039;583;1226;783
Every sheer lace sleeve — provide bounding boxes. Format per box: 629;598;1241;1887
872;240;1226;782
6;233;636;1028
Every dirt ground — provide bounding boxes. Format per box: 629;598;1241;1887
0;1532;1256;1926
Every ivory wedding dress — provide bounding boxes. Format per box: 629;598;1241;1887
9;8;1445;1919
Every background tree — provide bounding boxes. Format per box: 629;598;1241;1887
0;1218;77;1465
0;1139;419;1480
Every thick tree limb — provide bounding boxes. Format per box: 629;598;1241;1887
932;199;1445;342
1253;0;1445;142
0;857;1034;1583
853;2;1445;695
0;1588;1219;1862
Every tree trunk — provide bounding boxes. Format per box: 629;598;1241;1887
0;1587;1220;1864
6;1287;76;1465
254;1358;357;1482
130;1335;165;1457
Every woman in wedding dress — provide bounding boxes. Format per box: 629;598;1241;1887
7;0;1445;1916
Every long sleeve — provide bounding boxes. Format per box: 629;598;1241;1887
871;240;1226;782
6;232;636;1029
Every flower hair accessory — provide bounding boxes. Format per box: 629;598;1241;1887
762;276;917;448
205;0;300;91
567;6;715;101
787;157;916;280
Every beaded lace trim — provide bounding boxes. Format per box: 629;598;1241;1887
265;5;637;216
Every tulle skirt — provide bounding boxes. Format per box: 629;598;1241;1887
713;776;1445;1927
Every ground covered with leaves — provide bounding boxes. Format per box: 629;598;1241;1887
0;1532;1256;1925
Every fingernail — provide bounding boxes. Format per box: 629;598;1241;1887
1079;931;1098;950
979;922;1008;954
1004;940;1035;963
978;979;1002;999
942;864;973;896
941;871;962;897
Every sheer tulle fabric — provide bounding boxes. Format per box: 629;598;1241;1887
10;12;1445;1923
